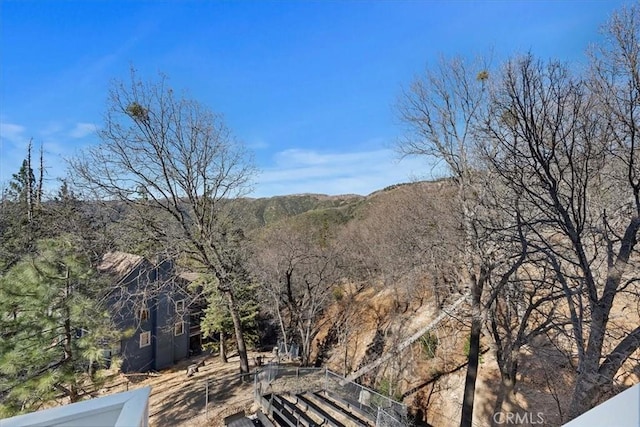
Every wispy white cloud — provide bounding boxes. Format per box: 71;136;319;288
40;122;64;137
69;122;97;139
247;137;269;150
0;122;27;144
252;147;438;197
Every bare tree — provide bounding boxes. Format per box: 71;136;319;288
71;70;256;374
483;49;640;420
486;249;566;423
340;182;462;308
571;4;640;417
397;56;493;427
251;223;295;356
251;219;342;366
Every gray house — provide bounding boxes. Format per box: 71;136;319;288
99;252;198;373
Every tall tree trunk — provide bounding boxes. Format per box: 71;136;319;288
567;324;603;420
343;327;350;376
460;316;481;426
63;266;79;403
26;140;33;224
491;357;518;427
300;318;314;366
219;331;227;363
224;289;249;374
37;144;44;206
568;371;599;421
460;268;487;427
275;299;289;355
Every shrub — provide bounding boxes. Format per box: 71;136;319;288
332;286;344;301
377;377;403;401
419;332;438;359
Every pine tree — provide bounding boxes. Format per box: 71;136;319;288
201;272;260;364
0;143;44;272
0;237;118;416
42;180;110;259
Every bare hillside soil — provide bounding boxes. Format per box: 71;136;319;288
101;351;272;426
314;284;640;427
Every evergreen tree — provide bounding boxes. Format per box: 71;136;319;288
0;143;44;272
201;270;260;363
42;180;111;260
7;159;36;209
0;237;118;416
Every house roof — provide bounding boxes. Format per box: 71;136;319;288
98;251;145;281
0;387;151;427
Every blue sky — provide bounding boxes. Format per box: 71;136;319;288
0;0;631;197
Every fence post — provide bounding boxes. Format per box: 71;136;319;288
253;369;258;399
205;380;209;420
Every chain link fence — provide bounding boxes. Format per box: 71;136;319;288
324;369;408;426
376;406;406;427
255;364;326;396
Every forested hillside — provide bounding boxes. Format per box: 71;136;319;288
231;193;365;230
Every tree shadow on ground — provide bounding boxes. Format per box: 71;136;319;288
151;372;255;426
476;336;574;427
147;352;265;426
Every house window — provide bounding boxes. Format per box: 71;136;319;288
138;308;149;321
140;331;151;348
174;322;185;336
175;300;185;313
